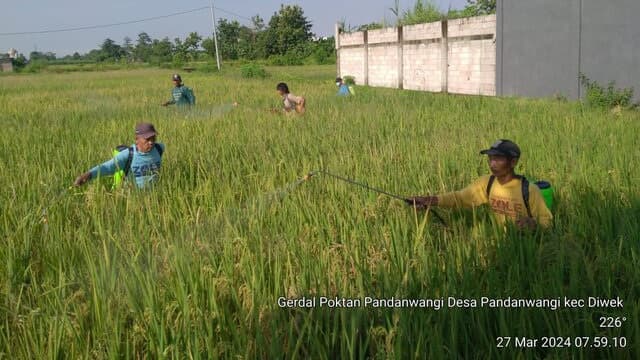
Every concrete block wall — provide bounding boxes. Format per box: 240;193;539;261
403;42;442;91
403;22;442;41
447;15;496;95
448;15;496;38
339;47;366;85
368;44;399;88
336;14;496;95
339;32;365;46
448;38;496;95
402;21;443;91
367;27;398;44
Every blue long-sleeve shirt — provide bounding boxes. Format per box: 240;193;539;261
89;143;165;189
337;84;352;96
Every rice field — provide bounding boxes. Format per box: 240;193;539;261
1;65;638;358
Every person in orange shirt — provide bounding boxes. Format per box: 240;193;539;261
406;140;552;230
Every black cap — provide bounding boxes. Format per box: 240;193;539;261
480;139;521;158
135;123;157;139
172;74;182;81
336;77;342;82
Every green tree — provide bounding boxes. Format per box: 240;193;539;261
263;5;313;56
251;15;265;31
150;37;174;63
173;37;187;62
183;32;202;61
236;25;259;59
201;37;216;59
173;32;201;63
134;32;152;62
309;37;336;65
203;15;266;60
12;53;27;69
464;0;496;15
98;38;123;61
29;51;56;61
85;49;103;62
215;19;242;59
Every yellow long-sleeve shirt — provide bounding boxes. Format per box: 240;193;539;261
437;175;553;228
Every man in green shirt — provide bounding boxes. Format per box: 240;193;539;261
162;74;195;107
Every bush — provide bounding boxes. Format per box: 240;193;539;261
342;76;356;86
267;53;304;66
240;63;268;78
579;73;635;109
309;47;336;65
21;60;47;73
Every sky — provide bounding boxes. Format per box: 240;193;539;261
0;0;468;57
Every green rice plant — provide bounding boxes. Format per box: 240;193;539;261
0;65;638;359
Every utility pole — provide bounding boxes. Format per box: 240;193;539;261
209;0;221;70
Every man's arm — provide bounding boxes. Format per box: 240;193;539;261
74;150;129;186
406;177;489;209
162;91;176;106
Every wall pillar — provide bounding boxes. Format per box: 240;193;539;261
363;30;369;86
441;20;449;93
397;26;404;89
335;23;341;77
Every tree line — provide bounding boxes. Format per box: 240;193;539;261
20;4;334;67
13;1;495;68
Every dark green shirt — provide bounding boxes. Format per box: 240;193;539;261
168;85;195;106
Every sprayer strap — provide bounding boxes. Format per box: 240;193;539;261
123;147;134;177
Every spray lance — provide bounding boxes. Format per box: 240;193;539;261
300;169;447;226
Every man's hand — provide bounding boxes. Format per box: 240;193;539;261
516;217;537;230
404;196;438;209
161;101;169;107
73;172;91;187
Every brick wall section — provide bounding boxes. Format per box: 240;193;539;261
335;14;496;95
403;22;442;41
403;42;442;91
339;47;365;84
339;32;365;46
447;15;496;95
447;15;496;38
368;44;399;88
447;38;496;95
367;27;399;44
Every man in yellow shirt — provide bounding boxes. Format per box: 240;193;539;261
407;140;552;230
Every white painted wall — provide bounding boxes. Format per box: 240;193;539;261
337;15;496;96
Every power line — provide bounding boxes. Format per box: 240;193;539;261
214;7;252;21
0;5;252;37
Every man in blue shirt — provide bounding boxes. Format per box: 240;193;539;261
336;77;353;96
162;74;195;107
74;123;165;189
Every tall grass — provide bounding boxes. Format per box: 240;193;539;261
1;66;638;358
